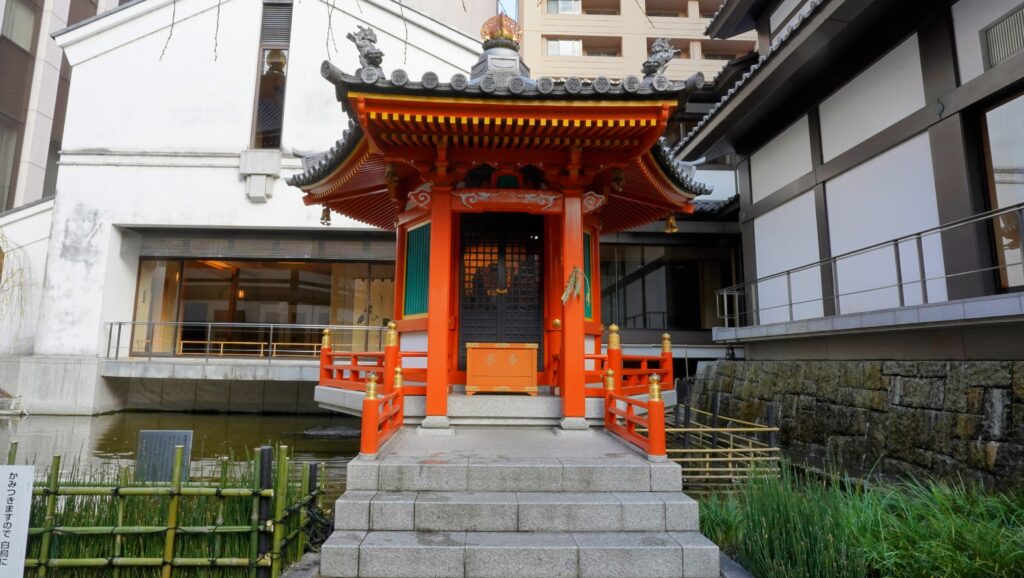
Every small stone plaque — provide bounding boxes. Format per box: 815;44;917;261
136;430;193;483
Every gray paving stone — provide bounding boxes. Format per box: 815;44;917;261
334;491;375;531
671;532;721;578
415;492;517;531
466;458;563;491
378;458;469;491
561;460;650;492
345;460;379;491
574;532;683;578
359;531;466;578
465;532;578;578
658;493;700;531
319;531;365;578
518;492;621;532
615;492;666;531
370;492;416;531
650;462;683;492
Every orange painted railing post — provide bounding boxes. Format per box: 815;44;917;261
319;329;332;385
383;322;399;395
661;332;674;392
360;373;380;455
647;373;666;458
603;369;615;430
394;367;405;426
607;324;622;394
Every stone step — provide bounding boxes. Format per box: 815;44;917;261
346;456;681;493
334;490;699;533
321;530;719;578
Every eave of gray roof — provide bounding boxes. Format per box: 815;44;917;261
673;0;827;160
286;121;363;188
53;0;146;38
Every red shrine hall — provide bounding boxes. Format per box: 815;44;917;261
288;16;712;456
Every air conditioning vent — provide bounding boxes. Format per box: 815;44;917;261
260;3;293;48
985;5;1024;69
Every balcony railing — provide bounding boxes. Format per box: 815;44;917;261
103;322;386;361
718;202;1024;327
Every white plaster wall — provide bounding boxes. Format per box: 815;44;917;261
952;0;1024;84
37;0;481;358
826;133;947;314
695;169;737;201
750;116;813;203
398;331;427;371
0;201;53;355
819;35;925;162
752;191;823;324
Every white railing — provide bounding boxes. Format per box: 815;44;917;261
718;202;1024;327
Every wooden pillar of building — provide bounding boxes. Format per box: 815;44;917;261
424;187;452;427
561;191;586;424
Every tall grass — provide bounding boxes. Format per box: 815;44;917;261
701;464;1024;578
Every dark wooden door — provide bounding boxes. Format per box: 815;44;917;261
458;213;544;370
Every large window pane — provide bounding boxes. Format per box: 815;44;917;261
983;94;1024;288
131;260;181;354
1;0;38;53
0;122;17;211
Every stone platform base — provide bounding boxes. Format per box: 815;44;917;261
322;426;719;578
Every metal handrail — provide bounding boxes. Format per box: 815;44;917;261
718;201;1024;326
103;321;387;362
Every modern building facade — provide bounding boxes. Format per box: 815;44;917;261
680;0;1024;484
518;0;757;82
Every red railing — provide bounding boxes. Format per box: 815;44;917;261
359;370;404;455
604;372;667;458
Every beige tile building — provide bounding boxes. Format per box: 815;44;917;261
518;0;757;81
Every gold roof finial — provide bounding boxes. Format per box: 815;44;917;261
480;13;522;45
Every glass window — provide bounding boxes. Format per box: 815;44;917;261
1;0;38;53
546;38;582;56
547;0;581;15
983;93;1024;289
253;2;292;149
131;259;395;356
600;245;733;331
0;121;18;211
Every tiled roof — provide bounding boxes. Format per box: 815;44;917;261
673;0;827;158
652;140;715;196
286;121;362;188
691;196;738;214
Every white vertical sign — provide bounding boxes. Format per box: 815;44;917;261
0;466;34;576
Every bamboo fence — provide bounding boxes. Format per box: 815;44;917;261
7;442;327;578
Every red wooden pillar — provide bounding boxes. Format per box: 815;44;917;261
561;192;586;420
425;187;452;423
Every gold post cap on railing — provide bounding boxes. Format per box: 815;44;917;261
366;373;378;399
321;328;331;348
385;322;398;347
608;324;620;349
394;367;403;390
649;373;662;401
661;333;671;354
604;368;615;391
552;318;562;329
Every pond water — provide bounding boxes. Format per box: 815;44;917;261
0;412;362;500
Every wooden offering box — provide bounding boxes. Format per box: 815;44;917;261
466;343;538;395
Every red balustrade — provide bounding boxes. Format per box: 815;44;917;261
604;371;667;458
359;370;405;455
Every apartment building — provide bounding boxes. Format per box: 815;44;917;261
518;0;757;81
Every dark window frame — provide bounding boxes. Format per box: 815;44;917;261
251;0;293;149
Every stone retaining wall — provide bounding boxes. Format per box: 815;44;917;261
696;360;1024;487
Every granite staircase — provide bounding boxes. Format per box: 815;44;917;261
320;427;719;578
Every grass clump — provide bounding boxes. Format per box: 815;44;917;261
701;465;1024;578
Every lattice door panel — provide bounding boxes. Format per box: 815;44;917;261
458;213;544;370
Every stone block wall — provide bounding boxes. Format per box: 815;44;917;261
697;360;1024;487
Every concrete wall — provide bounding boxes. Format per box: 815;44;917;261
951;0;1024;84
752;191;822;323
750;115;812;202
3;0;481;415
120;378;329;414
818;34;925;162
0;201;53;357
699;359;1024;487
825;133;946;314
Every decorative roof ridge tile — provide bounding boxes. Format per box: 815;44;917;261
286;120;362;188
321;61;705;100
653;139;715;197
677;0;827;158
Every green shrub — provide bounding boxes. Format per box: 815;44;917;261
701;465;1024;578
